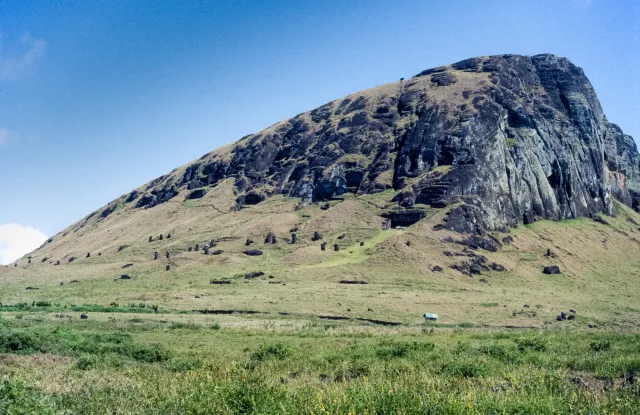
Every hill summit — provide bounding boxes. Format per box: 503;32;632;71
94;54;638;233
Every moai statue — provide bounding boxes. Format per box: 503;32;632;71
149;236;153;243
188;247;193;252
312;232;322;241
245;238;253;246
159;234;163;241
165;251;170;259
195;244;199;252
166;265;171;271
291;233;297;244
360;241;364;247
406;241;411;247
167;234;171;239
270;234;277;244
154;251;159;260
86;252;91;258
204;246;209;255
28;259;31;264
334;244;339;252
321;242;327;251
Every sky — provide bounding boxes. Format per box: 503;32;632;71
0;0;638;264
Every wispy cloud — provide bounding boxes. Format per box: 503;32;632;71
0;34;47;81
0;223;48;265
0;128;12;146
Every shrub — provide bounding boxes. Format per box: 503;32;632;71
441;361;488;378
515;338;547;352
250;343;291;361
375;340;435;359
590;339;612;352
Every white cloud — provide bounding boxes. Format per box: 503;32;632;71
0;34;47;81
0;224;47;265
0;128;12;146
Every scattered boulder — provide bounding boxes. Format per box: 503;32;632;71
490;263;506;271
543;266;561;275
320;203;330;210
80;313;88;320
243;249;263;256
592;215;609;225
245;271;265;280
502;236;514;244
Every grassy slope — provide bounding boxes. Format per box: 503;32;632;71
3;177;640;329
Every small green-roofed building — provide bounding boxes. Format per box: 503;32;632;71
424;313;438;321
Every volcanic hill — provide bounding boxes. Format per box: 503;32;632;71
5;54;640;328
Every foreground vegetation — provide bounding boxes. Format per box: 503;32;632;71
0;313;638;414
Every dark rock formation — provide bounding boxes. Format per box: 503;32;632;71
381;209;426;228
245;271;265;279
187;189;207;199
543;265;561;274
49;54;640;252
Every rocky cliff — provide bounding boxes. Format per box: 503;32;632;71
98;54;640;234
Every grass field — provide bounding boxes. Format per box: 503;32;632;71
0;313;639;414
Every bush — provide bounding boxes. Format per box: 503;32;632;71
250;343;291;361
375;340;435;359
590;339;612;352
441;361;488;378
515;338;547;352
166;357;201;372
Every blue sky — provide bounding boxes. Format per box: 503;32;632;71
0;0;638;264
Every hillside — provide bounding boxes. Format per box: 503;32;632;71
3;53;640;328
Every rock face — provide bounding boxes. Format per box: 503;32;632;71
93;54;638;232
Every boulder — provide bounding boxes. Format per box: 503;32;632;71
543;266;561;275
